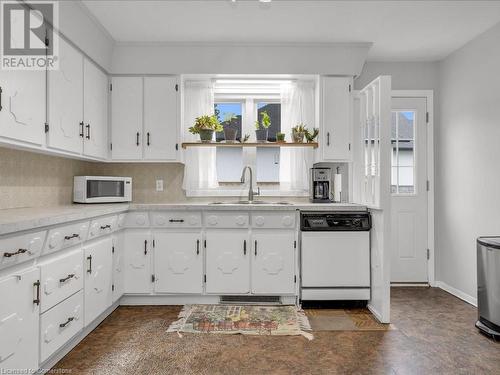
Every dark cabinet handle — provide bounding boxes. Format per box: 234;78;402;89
33;280;40;305
196;239;200;255
79;121;84;138
243;240;247;255
147;132;150;146
136;132;140;146
3;248;28;258
327;132;330;146
85;124;90;140
59;317;75;328
169;219;184;223
0;86;2;111
59;274;75;283
100;225;111;230
254;240;257;256
64;233;80;241
87;255;92;274
144;240;148;255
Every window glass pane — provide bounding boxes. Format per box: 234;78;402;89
215;103;242;142
257;102;281;141
391;111;415;194
215;103;243;182
256;102;281;183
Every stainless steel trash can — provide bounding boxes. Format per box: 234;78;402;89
476;237;500;339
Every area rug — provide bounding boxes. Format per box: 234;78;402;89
167;304;313;340
305;309;394;331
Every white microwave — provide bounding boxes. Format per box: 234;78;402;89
74;176;132;203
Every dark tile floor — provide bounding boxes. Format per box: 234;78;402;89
54;288;500;374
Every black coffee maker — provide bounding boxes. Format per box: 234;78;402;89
309;167;333;203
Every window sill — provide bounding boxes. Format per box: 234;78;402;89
185;189;309;198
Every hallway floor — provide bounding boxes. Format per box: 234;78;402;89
54;288;500;374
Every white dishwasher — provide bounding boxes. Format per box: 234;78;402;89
300;211;371;301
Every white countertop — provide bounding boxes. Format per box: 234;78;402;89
0;201;366;236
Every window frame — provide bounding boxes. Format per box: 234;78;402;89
391;110;417;196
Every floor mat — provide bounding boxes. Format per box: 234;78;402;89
305;309;394;331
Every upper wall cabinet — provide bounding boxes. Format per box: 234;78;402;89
111;76;179;161
0;69;45;146
320;76;352;161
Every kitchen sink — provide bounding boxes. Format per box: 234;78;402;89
210;201;293;205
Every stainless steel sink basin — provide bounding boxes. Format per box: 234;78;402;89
210;201;292;205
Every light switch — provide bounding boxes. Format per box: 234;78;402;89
156;179;164;192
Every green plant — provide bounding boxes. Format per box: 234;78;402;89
188;115;222;134
222;112;238;127
276;132;286;142
255;111;271;130
292;123;307;133
241;134;250;143
305;128;319;142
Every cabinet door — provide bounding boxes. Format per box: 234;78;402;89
251;231;296;294
83;59;108;159
84;237;113;326
0;70;45;145
47;38;84;154
321;76;352;161
123;231;152;294
144;77;178;160
112;234;125;302
154;232;202;294
0;268;40;371
111;77;143;160
205;230;250;294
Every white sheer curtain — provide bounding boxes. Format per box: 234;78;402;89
182;80;219;193
280;81;315;192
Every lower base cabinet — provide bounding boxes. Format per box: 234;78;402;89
123;231;152;294
84;238;113;326
112;235;125;302
154;232;203;294
0;267;40;371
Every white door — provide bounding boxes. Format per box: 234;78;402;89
47;38;84;154
321;76;352;161
111;77;143;160
144;77;179;160
0;70;45;145
84;237;113;326
391;97;428;283
112;235;125;302
123;231;152;294
0;268;40;371
83;59;108;159
154;232;203;294
205;230;250;294
251;231;295;294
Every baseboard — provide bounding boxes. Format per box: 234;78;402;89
436;281;477;307
391;283;430;287
367;304;385;323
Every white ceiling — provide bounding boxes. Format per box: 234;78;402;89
82;0;500;61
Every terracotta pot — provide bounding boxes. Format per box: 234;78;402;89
292;130;305;143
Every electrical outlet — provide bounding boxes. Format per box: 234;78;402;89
156;179;164;192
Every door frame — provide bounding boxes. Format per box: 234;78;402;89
391;90;435;286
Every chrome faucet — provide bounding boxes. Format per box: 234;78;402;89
241;166;260;202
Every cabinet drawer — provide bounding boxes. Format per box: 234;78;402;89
151;211;201;228
43;221;89;255
39;249;83;313
88;215;118;239
204;212;249;229
0;230;46;270
40;290;83;362
251;212;296;229
122;212;150;228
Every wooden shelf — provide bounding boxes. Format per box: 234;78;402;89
181;142;318;149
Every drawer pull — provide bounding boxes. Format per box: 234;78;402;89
144;240;148;255
243;240;247;255
59;274;75;283
196;239;200;255
3;248;28;258
100;224;111;230
255;240;258;256
169;219;184;223
87;255;92;274
59;317;75;328
64;233;80;241
33;280;40;306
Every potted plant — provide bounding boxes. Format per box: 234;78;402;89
305;128;319;143
222;112;238;143
241;134;250;143
255;111;271;142
189;115;222;143
292;124;307;143
276;132;286;143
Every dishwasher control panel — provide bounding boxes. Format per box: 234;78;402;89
300;211;371;231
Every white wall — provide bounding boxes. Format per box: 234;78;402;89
436;21;500;301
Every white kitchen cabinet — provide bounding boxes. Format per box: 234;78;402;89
83;59;108;159
144;77;179;160
321;76;352;161
112;235;125;302
205;230;250;294
123;231;152;294
84;237;113;326
111;77;143;160
251;231;296;295
47;38;84;154
0;70;45;146
0;267;40;371
153;231;203;294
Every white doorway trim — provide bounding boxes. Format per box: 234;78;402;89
391;90;435;287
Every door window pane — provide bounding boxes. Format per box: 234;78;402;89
391;111;415;194
215;103;243;182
